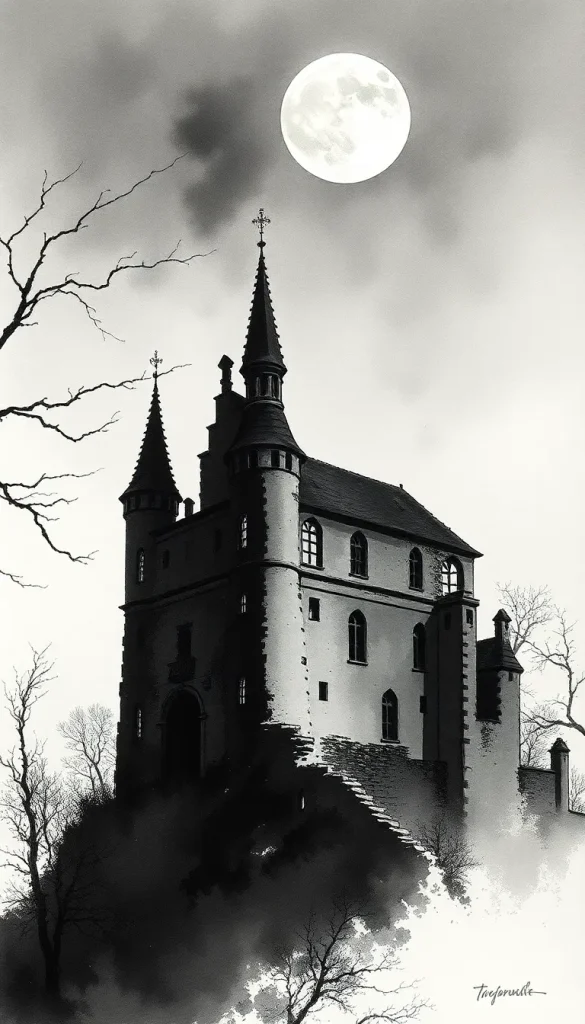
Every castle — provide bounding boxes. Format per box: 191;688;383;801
115;217;578;846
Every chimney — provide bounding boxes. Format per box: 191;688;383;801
184;497;194;517
550;737;570;811
493;609;511;646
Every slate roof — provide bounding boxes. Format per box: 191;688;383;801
476;638;523;674
227;401;305;459
120;380;181;501
240;249;286;374
299;458;481;557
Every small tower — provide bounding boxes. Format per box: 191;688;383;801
226;210;312;758
550;737;570;812
119;352;182;603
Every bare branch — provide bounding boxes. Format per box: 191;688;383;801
496;582;554;654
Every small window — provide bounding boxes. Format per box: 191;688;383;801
308;597;320;621
350;532;368;577
248;450;259;469
477;677;500;721
382;689;398;742
177;624;192;659
136;548;145;584
419;696;427;714
508;671;515;682
238;514;248;550
285;452;292;471
348;610;367;664
409;548;423;590
214;528;222;552
301;519;323;567
413;623;426;671
271;450;280;468
318;680;328;701
135;706;143;740
162;549;170;569
441;558;463;595
466;609;474;626
240;593;247;614
238;677;246;706
444;612;451;630
298;790;305;811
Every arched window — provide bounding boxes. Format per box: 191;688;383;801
136;548;145;584
301;518;323;567
348;610;367;663
413;623;426;671
238;514;248;550
382;689;398;742
441;558;463;595
409;548;423;590
350;532;368;577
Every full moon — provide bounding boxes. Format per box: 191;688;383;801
280;53;411;183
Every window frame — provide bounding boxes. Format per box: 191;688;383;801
350;532;368;578
136;548;145;584
301;518;323;569
318;680;329;701
308;597;320;621
238;676;247;706
441;557;463;595
412;623;426;671
381;689;398;742
409;548;423;590
238;514;248;550
348;610;367;665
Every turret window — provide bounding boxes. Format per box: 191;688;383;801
382;690;398;742
348;610;367;664
136;548;145;584
413;623;426;671
238;514;248;550
238;677;247;705
409;548;423;590
271;450;281;468
350;532;368;577
301;518;323;568
248;451;259;469
285;453;292;471
441;558;463;594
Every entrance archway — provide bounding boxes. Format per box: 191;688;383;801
163;691;202;786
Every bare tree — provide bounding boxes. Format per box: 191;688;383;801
496;582;554;655
251;901;427;1024
58;704;116;800
416;816;477;901
0;648;110;998
1;159;209;586
569;769;585;814
523;609;585;741
520;704;550;767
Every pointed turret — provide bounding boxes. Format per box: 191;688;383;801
120;353;182;514
227;209;304;462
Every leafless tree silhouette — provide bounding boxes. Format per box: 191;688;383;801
58;704;116;800
251;900;427;1024
416;816;477;900
0;158;209;586
0;648;111;997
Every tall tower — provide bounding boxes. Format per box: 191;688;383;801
116;354;182;797
225;211;313;760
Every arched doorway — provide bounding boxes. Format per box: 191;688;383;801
163;691;202;786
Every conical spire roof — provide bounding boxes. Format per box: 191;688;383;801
240;247;286;374
120;378;181;501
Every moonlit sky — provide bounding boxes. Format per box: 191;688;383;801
0;0;584;980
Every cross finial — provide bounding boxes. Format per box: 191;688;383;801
150;350;163;380
252;207;270;248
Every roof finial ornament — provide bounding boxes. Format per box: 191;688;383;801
252;207;270;249
150;350;163;381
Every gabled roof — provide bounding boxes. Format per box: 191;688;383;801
240;249;286;374
476;638;523;674
299;458;481;557
120;380;181;501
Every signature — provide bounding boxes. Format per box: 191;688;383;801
473;982;546;1006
